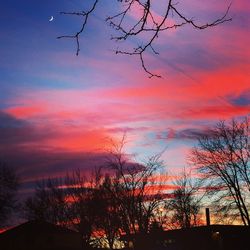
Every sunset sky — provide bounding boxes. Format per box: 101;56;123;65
0;0;249;198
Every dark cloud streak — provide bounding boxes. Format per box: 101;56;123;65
156;127;213;141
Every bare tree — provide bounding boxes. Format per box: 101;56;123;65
91;175;122;249
24;178;69;226
63;169;101;248
166;169;203;229
103;135;166;244
58;0;231;77
0;161;19;227
190;118;250;226
24;170;99;248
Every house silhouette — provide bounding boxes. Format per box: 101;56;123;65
0;220;83;250
122;225;250;250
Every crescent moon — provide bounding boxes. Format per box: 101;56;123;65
49;16;54;22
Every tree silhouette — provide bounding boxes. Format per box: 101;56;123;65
190;118;250;226
24;170;119;248
58;0;231;77
63;169;102;248
166;169;203;229
24;178;69;226
103;135;166;242
0;161;19;227
92;175;122;249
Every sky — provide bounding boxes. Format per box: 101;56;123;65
0;0;249;200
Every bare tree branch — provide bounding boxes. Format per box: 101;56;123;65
57;0;99;56
58;0;232;78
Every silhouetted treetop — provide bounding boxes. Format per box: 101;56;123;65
0;161;19;227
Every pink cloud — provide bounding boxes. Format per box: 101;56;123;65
6;105;47;119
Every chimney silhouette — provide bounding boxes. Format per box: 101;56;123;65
206;208;210;226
